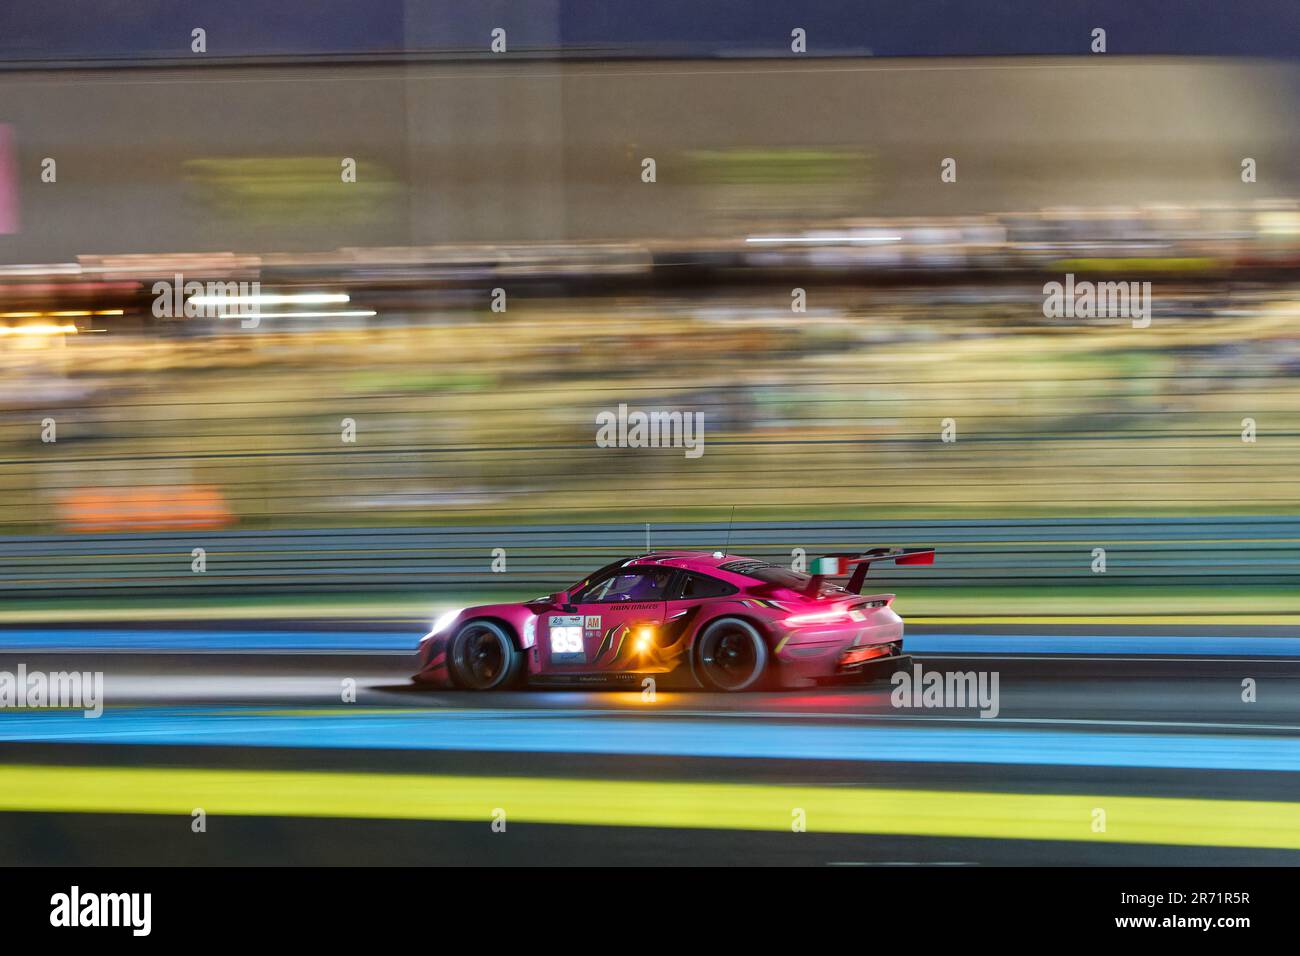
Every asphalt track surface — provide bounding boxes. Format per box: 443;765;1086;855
0;619;1298;866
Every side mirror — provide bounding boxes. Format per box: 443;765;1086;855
548;591;569;606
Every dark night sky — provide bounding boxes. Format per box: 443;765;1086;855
1;1;1299;62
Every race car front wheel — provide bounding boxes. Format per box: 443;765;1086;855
693;618;769;691
447;620;525;690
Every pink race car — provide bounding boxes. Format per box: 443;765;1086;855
413;547;935;691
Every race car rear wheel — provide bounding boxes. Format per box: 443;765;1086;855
693;618;768;691
447;620;525;690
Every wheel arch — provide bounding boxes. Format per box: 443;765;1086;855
460;614;524;651
688;612;774;691
686;606;778;651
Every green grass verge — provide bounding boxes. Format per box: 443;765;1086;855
0;584;1294;623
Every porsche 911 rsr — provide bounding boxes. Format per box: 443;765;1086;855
413;547;934;691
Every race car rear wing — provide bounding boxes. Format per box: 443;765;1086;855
805;548;936;597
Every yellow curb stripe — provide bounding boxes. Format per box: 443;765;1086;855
1;764;1298;849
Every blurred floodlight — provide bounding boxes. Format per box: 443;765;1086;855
745;235;902;243
0;323;78;335
213;310;376;320
190;292;350;306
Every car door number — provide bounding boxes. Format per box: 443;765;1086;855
549;615;586;662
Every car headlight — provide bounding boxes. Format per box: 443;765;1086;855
429;608;464;637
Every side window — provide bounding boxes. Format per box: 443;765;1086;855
575;567;675;603
678;572;737;600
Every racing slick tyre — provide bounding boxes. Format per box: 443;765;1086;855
692;617;769;691
447;620;525;690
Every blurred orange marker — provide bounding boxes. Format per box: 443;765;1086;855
60;485;232;532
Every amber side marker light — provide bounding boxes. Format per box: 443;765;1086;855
840;645;893;666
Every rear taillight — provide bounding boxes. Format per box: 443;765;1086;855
783;596;892;627
783;608;854;626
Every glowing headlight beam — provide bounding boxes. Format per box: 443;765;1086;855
430;608;464;636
